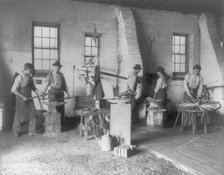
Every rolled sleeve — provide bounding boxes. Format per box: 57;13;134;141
154;78;162;93
11;75;22;93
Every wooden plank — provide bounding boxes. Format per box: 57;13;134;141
147;133;224;175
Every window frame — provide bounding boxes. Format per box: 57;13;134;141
32;22;60;73
84;33;101;67
172;33;189;80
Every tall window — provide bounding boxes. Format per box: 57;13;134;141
172;34;188;80
84;34;99;69
32;23;59;71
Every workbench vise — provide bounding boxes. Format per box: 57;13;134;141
43;101;67;134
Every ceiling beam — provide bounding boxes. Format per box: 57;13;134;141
71;0;222;15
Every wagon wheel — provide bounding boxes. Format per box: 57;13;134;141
177;100;221;111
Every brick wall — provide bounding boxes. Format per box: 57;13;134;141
116;7;143;92
0;0;203;115
0;0;118;115
133;8;200;102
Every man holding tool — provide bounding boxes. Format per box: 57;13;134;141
42;61;70;125
11;63;41;137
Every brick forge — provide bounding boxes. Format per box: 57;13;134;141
115;7;143;92
199;13;224;114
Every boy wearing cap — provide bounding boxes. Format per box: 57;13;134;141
42;61;70;118
127;64;142;123
154;66;167;107
127;64;142;97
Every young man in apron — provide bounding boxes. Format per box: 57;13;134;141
42;61;70;125
11;63;41;137
154;66;168;108
182;64;203;126
127;64;142;123
183;64;203;100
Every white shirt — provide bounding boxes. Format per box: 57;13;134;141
154;75;167;94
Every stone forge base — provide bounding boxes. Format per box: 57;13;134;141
44;112;61;134
147;109;166;127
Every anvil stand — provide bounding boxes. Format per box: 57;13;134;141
43;101;66;135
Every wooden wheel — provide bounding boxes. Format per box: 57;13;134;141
177;100;221;112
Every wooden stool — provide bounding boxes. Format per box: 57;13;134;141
78;108;108;140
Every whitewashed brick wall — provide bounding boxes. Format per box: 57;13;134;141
0;0;204;115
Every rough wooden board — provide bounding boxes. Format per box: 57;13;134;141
110;103;131;145
147;133;224;175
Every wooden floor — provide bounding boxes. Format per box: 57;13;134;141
133;125;224;175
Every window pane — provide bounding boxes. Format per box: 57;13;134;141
34;49;42;59
181;64;185;72
175;45;179;53
43;60;50;70
43;38;50;48
180;37;186;45
92;47;98;56
34;38;42;47
92;38;98;47
50;28;57;38
174;36;179;45
50;50;58;60
34;60;42;70
42;27;50;37
181;55;186;63
175;64;180;72
180;46;185;54
172;55;175;63
33;25;59;70
85;37;92;46
172;35;188;79
50;39;57;48
85;47;91;56
34;27;41;37
43;49;50;59
175;55;181;63
54;51;58;60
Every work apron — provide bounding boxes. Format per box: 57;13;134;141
13;81;37;133
155;88;167;108
184;86;198;100
183;86;199;126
